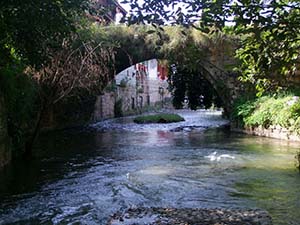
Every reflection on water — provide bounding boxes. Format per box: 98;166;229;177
0;110;299;225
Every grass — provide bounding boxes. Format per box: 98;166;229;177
133;113;185;124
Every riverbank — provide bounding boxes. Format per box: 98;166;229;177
231;94;300;142
231;125;300;142
108;207;272;225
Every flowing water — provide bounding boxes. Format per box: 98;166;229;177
0;110;299;225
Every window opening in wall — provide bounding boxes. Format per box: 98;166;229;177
139;96;143;108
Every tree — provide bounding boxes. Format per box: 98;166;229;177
0;0;87;68
0;1;119;156
169;65;186;109
23;34;116;155
235;5;300;95
169;64;222;110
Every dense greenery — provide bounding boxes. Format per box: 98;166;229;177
0;64;37;154
0;0;86;67
233;93;300;134
234;3;300;96
134;113;185;124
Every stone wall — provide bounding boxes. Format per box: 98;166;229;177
0;96;11;168
93;92;115;121
232;124;300;142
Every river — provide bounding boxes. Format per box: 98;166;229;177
0;110;299;225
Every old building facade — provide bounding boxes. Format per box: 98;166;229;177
93;59;171;120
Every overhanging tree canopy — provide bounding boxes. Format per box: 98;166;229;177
0;0;87;68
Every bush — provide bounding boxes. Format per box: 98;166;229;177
133;113;185;124
0;65;38;154
233;93;300;133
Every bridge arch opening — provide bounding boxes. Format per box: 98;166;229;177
96;57;233;121
169;63;225;111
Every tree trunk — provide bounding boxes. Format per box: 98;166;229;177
23;103;46;158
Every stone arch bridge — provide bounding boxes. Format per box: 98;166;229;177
108;26;241;114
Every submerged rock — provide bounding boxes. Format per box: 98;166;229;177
169;125;208;132
108;207;272;225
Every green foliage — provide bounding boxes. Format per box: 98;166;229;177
133;113;184;124
0;0;87;67
169;66;186;109
169;65;223;110
233;93;300;133
232;95;257;126
123;0;233;28
244;97;286;128
236;20;300;96
0;65;38;154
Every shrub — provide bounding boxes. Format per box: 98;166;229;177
0;65;38;154
233;93;300;133
244;96;290;128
